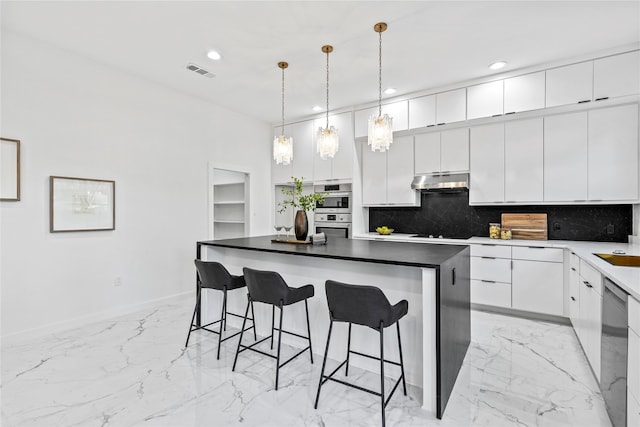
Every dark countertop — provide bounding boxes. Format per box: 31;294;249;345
198;235;468;269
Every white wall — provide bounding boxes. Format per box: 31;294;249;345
0;30;272;338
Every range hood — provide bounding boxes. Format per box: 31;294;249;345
411;173;469;191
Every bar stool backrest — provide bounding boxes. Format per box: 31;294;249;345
243;267;289;305
194;260;234;290
325;280;394;330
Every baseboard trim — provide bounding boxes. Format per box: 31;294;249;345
1;291;192;346
471;304;571;325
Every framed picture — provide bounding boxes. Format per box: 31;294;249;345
50;176;115;232
1;138;20;201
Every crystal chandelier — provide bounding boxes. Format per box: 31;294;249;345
368;22;393;152
273;61;293;165
316;45;339;159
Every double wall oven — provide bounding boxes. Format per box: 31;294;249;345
314;183;352;239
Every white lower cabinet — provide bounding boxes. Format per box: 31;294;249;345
568;253;581;328
511;247;564;316
470;244;512;308
629;297;640;407
576;260;603;381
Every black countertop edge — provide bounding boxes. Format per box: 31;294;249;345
197;236;469;269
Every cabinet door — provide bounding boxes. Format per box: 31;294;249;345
414;133;441;174
387;135;417;204
471;280;511;308
512;259;564;316
588;104;639;201
467;80;503;119
469;123;505;204
546;61;593;107
361;143;387;206
581;282;602;381
505;118;543;202
272;126;293;184
440;128;469;173
409;95;436;129
544;112;588;201
436;88;466;124
569;265;580;328
594;50;640;100
291;120;315;180
504;71;545;113
354;101;409;138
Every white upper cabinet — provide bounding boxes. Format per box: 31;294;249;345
362;136;418;206
408;95;436;129
312;112;354;182
588;104;639;201
441;128;469;172
414;128;469;174
291;120;315;181
544;112;588;201
414;133;441;174
354;101;408;138
470;123;505;204
467;80;504;120
594;50;640;100
546;61;594;107
436;88;466;125
504;118;544;202
504;71;546;114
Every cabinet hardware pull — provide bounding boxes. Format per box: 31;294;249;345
571;296;576;301
481;256;496;259
492;114;502;117
505;111;516;115
437;122;446;126
577;100;591;104
452;267;456;285
481;280;496;283
481;244;496;246
426;124;435;127
571;267;577;271
595;97;609;101
527;246;544;249
583;280;593;288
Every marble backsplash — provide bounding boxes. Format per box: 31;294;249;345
369;190;633;242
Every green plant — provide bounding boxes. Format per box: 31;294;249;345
278;177;326;213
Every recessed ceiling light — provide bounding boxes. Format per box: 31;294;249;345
207;50;222;60
489;61;507;70
383;87;397;95
312;106;323;112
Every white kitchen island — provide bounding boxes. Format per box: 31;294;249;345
196;235;470;419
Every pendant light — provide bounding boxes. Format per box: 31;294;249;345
316;45;339;159
273;61;293;165
368;22;393;152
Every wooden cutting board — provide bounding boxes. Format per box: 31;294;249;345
501;213;548;240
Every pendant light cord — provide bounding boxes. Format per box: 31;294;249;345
281;65;285;136
378;29;382;118
325;49;330;129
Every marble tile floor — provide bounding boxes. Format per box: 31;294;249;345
1;297;612;427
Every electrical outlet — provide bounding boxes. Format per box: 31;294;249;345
114;277;123;287
606;224;615;235
553;222;561;231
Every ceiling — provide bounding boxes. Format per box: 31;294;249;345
2;1;639;125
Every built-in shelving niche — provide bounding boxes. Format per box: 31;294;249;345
213;168;249;240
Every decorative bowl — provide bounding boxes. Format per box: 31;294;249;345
376;227;394;235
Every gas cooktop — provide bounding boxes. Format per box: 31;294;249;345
410;234;471;240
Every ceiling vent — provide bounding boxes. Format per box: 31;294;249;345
186;63;215;78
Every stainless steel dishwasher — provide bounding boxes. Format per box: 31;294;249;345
601;277;628;427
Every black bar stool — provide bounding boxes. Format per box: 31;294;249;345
314;280;408;427
233;267;314;390
185;260;256;359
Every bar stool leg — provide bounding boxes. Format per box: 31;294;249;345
275;302;284;390
304;299;313;364
397;321;407;395
250;299;257;341
216;288;227;360
232;295;251;372
379;321;386;427
185;287;202;348
345;322;352;376
270;305;275;350
314;319;333;409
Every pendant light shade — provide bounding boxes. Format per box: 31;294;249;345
368;22;393;152
316;45;339;160
274;61;293;165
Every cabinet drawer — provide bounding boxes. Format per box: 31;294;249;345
471;279;511;308
570;252;580;269
630;296;640;335
579;260;602;295
470;244;511;258
512;246;563;262
471;257;512;283
629;326;640;403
